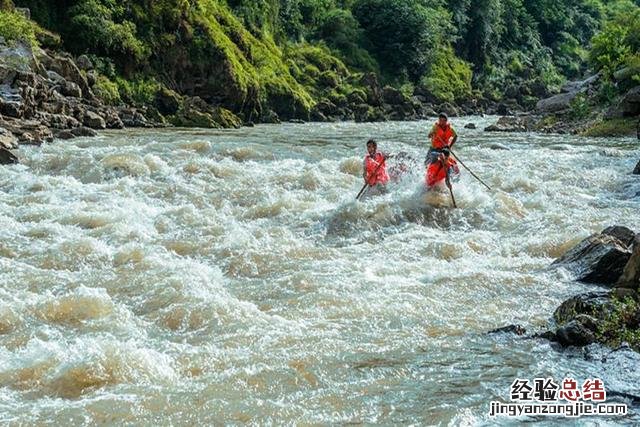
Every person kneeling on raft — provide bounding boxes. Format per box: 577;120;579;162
363;139;390;194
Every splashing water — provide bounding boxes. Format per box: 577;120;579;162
0;118;639;424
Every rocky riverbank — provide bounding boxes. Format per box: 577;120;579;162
494;226;640;353
483;73;640;139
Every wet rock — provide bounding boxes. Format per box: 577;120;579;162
71;126;97;137
289;119;305;124
484;116;529;132
602;226;636;247
488;143;510;150
464;123;476;129
0;147;17;164
83;111;106;129
488;324;527;335
634;159;640;175
54;129;75;140
617;235;640;290
552;227;634;284
555;315;598;347
554;291;615;325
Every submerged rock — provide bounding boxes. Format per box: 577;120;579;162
488;324;527;335
552;226;634;284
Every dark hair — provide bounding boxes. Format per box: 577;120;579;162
438;113;448;120
366;139;377;147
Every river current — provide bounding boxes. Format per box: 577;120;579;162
0;118;639;425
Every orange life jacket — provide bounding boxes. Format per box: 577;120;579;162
425;157;458;188
364;152;389;186
431;123;455;149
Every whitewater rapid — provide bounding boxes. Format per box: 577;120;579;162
0;118;639;424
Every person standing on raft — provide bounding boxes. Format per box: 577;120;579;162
362;139;389;194
425;113;460;188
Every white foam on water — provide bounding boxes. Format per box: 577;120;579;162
0;121;639;424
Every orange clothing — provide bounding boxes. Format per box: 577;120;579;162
364;152;389;186
426;157;458;188
430;123;457;149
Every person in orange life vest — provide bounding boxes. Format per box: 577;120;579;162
426;112;458;164
425;147;460;188
363;139;390;187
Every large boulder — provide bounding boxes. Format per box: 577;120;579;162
617;235;640;290
555;315;599;347
552;226;634;284
83;110;106;129
536;91;579;113
561;74;600;94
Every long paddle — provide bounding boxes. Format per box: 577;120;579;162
356;155;389;200
445;175;457;208
449;148;492;191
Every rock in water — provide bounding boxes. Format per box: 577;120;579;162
484;116;529;132
552;227;634;284
464;123;476;129
83;111;106;129
555;315;598;347
634;159;640;175
488;324;526;335
0;147;18;164
617;235;640;290
554;292;614;325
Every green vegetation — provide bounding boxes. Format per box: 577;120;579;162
596;297;640;351
5;0;640;123
0;7;39;47
581;117;638;137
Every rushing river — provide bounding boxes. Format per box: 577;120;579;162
0;118;639;425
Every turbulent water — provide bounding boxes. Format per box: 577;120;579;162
0;118;639;425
